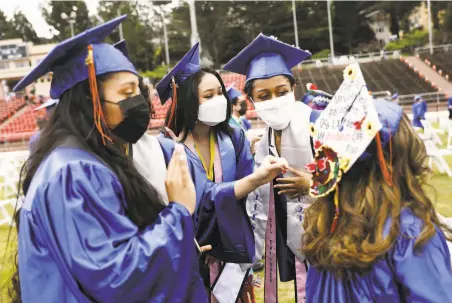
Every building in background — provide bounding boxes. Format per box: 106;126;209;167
0;39;55;99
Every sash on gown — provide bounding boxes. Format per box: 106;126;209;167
209;141;223;303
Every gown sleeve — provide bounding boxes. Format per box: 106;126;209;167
391;213;452;302
33;161;202;303
194;129;255;263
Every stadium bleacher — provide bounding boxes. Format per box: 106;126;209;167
420;51;452;80
0;98;26;123
0;57;442;146
295;59;437;96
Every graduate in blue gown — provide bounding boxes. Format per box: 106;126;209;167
412;94;427;128
9;16;208;303
302;93;452;302
227;85;251;132
223;34;315;302
155;42;289;303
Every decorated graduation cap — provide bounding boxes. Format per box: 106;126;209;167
223;34;311;84
156;42;201;129
35;98;59;111
13;15;137;145
306;63;403;233
305;82;332;108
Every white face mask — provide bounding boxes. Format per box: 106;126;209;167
253;92;295;130
198;95;227;126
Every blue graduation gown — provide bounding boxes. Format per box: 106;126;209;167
306;208;452;302
194;127;255;263
19;146;207;303
161;126;255;263
412;101;426;128
148;134;255;263
240;117;251;131
28;130;40;153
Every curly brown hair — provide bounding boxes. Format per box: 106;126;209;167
302;114;452;278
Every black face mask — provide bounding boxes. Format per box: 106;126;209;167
104;94;150;144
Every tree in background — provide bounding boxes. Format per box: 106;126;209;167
10;11;41;44
97;1;157;72
42;0;92;41
0;10;14;40
333;1;375;54
443;2;452;41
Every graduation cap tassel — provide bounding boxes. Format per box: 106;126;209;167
86;45;112;146
330;186;340;234
375;132;393;187
166;77;178;131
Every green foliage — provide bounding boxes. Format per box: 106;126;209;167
0;10;14;40
97;1;157;72
311;49;331;59
140;65;169;82
42;1;92;41
0;9;40;43
385;30;431;51
10;11;40;44
332;1;375;54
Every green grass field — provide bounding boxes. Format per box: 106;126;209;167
0;131;451;302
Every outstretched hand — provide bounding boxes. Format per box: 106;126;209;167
253;155;289;186
274;167;312;199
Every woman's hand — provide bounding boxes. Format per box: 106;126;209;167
234;156;289;200
165;127;184;142
252;156;289;186
165;144;196;214
249;133;263;155
274;167;312;199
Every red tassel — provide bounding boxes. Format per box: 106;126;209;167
166;77;178;131
330;186;340;234
375;132;393;187
86;45;112;145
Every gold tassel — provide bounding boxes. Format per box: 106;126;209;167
85;45;112;145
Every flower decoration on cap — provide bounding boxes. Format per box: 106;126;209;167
307;63;385;233
308;122;318;137
306;83;318;91
343;65;357;81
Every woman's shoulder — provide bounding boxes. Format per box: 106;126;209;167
398;208;424;237
23;147;117;211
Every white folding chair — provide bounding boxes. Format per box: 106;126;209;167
420;122;452;177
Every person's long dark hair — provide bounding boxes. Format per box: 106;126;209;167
8;74;165;302
165;67;232;142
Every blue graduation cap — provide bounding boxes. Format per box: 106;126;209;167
223;34;311;84
13;15;137;99
414;94;422;101
226;86;243;101
391;93;399;100
360;98;403;160
156;42;201;104
114;39;129;59
35;98;59;111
